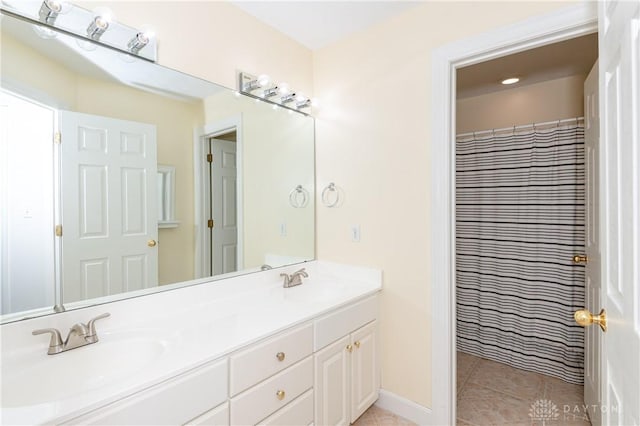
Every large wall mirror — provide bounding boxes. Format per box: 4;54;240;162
0;10;315;323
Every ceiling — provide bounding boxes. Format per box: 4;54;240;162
231;1;421;50
457;33;599;99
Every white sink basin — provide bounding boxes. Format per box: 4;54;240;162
1;333;167;407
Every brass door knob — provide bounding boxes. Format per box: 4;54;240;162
346;344;353;353
147;239;157;247
573;254;588;264
276;390;285;400
276;352;285;362
574;308;607;332
354;341;361;349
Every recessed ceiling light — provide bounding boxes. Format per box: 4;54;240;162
501;77;520;85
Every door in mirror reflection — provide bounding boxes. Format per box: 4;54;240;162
209;133;238;276
0;90;56;315
60;111;158;303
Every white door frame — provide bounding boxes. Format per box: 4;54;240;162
429;4;597;424
194;115;244;278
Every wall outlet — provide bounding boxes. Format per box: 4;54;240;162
280;222;287;237
350;225;360;242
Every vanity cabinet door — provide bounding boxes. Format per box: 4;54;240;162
350;321;378;423
314;335;350;426
314;321;378;426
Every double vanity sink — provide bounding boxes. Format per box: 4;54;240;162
1;261;382;425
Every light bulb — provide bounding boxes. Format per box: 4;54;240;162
257;74;270;87
87;15;110;40
278;83;290;95
296;93;307;103
501;77;520;85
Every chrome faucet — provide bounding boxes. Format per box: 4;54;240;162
32;313;110;355
280;268;308;288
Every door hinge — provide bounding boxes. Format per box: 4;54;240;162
54;132;61;144
207;219;214;228
206;153;213;163
55;224;63;237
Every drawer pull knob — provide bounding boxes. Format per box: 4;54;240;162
346;344;353;353
276;390;286;400
276;352;285;362
354;341;361;349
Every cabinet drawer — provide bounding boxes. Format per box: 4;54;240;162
64;359;228;425
258;389;314;426
314;295;377;350
185;401;229;426
230;323;313;396
230;356;313;426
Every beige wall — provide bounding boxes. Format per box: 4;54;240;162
457;74;586;134
312;1;576;407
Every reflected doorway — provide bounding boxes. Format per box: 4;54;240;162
205;131;238;276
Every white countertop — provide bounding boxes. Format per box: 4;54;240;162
0;261;381;425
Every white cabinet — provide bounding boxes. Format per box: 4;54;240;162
350;321;378;422
56;295;379;426
314;321;378;426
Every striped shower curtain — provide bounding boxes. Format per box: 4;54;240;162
455;120;585;384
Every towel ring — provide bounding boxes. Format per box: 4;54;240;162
289;185;309;208
321;183;340;208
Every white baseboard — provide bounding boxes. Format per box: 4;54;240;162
375;389;432;425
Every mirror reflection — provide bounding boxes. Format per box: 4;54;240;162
0;13;315;320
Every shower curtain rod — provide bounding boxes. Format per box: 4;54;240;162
457;116;585;139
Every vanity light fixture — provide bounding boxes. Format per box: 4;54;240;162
281;93;296;104
262;86;280;99
501;77;520;85
237;71;317;115
296;99;311;109
86;15;110;40
38;0;62;24
243;74;270;92
127;31;153;54
2;0;157;61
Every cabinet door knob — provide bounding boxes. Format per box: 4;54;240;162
346;344;353;353
276;352;285;362
276;390;286;400
354;341;361;349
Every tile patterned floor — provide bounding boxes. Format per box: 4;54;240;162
352;405;416;425
457;351;592;425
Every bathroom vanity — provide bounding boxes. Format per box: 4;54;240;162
0;261;381;425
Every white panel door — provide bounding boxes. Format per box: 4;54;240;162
350;321;378;424
59;111;157;303
583;61;602;426
211;139;238;275
314;335;350;426
598;0;640;424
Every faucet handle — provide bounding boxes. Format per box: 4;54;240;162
32;328;63;351
87;312;110;337
280;272;291;285
294;268;308;277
